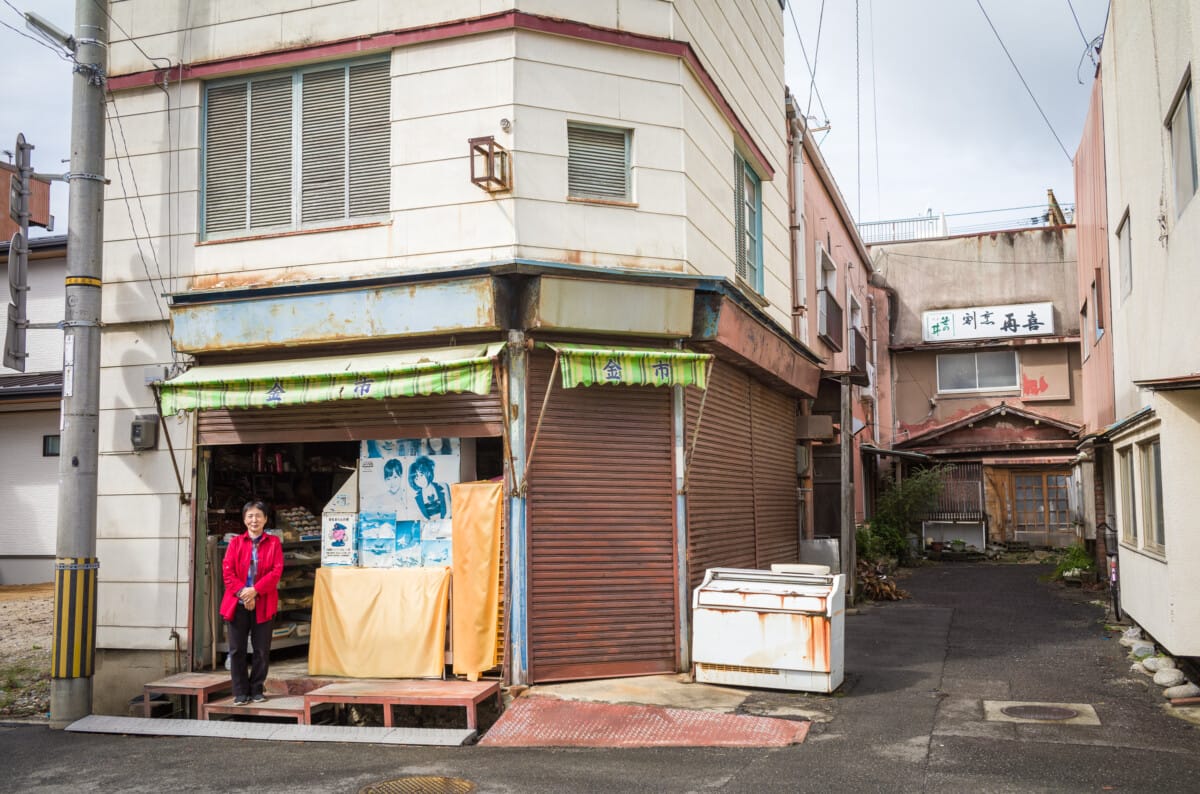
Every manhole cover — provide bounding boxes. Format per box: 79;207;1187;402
359;776;476;794
1000;705;1079;721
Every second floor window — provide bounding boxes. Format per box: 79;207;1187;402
1169;80;1197;218
203;59;390;238
936;350;1018;393
734;153;762;291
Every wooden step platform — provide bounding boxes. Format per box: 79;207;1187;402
203;694;312;723
304;679;501;729
142;672;232;718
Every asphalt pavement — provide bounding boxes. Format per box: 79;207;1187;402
3;561;1198;793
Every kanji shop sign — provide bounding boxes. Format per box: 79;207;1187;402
922;302;1055;342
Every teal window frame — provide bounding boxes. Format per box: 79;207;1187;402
735;153;763;292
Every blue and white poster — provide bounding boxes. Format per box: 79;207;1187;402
358;438;460;568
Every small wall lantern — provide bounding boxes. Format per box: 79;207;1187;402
469;136;511;192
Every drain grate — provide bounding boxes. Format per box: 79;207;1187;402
1000;704;1080;721
359;776;476;794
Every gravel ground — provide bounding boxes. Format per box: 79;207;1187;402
0;583;53;718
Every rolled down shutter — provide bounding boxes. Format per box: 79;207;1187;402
204;84;248;234
750;379;799;565
249;76;293;229
567;124;629;200
685;362;799;589
349;61;391;216
526;351;677;682
302;67;348;223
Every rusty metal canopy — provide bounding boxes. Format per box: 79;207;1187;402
1000;704;1080;721
359;777;476;794
158;343;504;415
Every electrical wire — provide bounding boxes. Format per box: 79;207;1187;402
0;0;73;62
1065;0;1092;51
878;249;1077;266
104;101;170;325
785;0;830;125
975;0;1073;163
855;0;861;220
89;0;172;69
806;0;828;121
869;0;881;219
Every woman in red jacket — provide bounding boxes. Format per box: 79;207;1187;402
221;500;284;705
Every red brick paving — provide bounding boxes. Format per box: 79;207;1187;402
478;696;810;748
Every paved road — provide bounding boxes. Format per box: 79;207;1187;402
3;562;1198;792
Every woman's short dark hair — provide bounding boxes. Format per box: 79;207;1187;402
383;458;404;479
407;455;436;488
242;500;270;519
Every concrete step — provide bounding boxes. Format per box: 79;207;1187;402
67;715;475;746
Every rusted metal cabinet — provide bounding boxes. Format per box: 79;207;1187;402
692;566;845;693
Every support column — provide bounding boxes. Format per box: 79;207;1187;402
840;375;856;603
505;330;529;685
673;384;690;671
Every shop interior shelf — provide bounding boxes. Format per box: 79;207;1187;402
216;634;309;654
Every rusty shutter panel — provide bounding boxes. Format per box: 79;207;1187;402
526;351;677;683
196;386;503;445
750;380;799;566
685;360;756;591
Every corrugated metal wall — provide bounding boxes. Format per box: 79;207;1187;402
196;387;504;445
685;361;799;590
525;350;677;682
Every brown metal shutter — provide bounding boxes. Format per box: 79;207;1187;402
750;380;799;566
685;362;798;589
685;361;757;590
526;351;677;682
196;386;503;445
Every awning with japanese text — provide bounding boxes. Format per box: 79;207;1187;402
158;343;503;415
549;343;712;389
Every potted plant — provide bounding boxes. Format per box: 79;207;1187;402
949;538;967;553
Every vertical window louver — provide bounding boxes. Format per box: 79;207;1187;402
567;123;630;200
203;58;389;237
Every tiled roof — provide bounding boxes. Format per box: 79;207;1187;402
0;371;63;397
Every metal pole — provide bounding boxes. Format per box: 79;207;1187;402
840;375;855;603
672;384;690;671
49;0;107;727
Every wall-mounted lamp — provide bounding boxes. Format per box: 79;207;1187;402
469;136;511;192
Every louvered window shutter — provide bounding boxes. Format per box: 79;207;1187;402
301;67;348;223
568;124;629;199
204;84;249;234
348;61;390;217
734;158;747;280
744;167;758;286
248;76;293;229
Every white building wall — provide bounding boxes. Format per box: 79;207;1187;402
1;254;65;374
0;409;60;583
1101;0;1200;656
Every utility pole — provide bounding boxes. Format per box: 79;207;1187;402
44;0;107;727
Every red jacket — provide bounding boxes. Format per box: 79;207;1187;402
220;531;284;624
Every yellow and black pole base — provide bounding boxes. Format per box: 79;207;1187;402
50;557;98;725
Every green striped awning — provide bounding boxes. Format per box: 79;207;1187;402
550;344;712;389
158;343;503;415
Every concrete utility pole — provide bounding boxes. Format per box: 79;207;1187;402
840;375;855;604
48;0;107;727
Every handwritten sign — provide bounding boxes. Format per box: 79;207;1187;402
922;302;1055;342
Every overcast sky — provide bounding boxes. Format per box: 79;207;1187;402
1;0;1110;237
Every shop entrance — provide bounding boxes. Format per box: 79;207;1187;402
191;436;504;674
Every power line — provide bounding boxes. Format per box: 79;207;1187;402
975;0;1073;163
806;0;828;120
855;0;861;220
0;1;72;61
877;249;1077;266
1065;0;1092;49
786;0;830;125
869;0;882;219
89;0;172;69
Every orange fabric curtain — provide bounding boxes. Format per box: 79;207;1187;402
309;567;449;678
450;481;503;680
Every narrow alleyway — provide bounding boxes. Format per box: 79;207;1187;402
741;561;1200;792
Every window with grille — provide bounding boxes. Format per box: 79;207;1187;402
203;59;390;237
1139;438;1164;551
734;153;762;291
1118;446;1138;544
567;123;630;201
935;350;1018;393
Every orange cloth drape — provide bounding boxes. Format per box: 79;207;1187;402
450;481;503;680
308;566;450;678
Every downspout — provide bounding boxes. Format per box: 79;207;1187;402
786;96;809;345
505;330;529;686
841;375;855;604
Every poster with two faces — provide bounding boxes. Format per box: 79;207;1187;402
358;438;460;568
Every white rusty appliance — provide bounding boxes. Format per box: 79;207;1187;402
692;565;845;692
